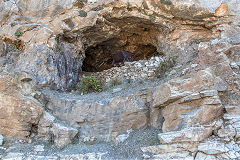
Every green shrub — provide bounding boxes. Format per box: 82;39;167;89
109;77;122;87
79;10;88;17
155;56;176;78
160;0;173;5
76;76;103;94
73;0;88;8
15;31;23;37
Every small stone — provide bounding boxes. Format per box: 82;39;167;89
142;154;151;159
34;145;45;152
28;139;32;144
113;88;122;93
0;134;3;145
106;78;111;83
181;68;189;75
230;62;239;69
143;67;148;71
191;64;198;68
116;133;129;143
155;57;160;62
215;3;229;17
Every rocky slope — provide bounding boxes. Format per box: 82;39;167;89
0;0;240;159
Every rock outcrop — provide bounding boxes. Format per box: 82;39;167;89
0;0;240;157
141;17;240;159
0;72;43;138
38;112;78;149
42;89;151;142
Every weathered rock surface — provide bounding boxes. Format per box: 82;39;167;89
158;127;213;144
0;0;232;88
0;72;43;138
43;89;150;141
0;134;3;146
2;151;106;160
152;68;225;132
0;0;240;158
38;112;78;149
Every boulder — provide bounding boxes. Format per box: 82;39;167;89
52;123;78;149
38;112;78;149
0;72;43;138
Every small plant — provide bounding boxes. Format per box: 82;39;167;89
76;76;103;94
79;10;88;17
11;22;17;27
109;77;122;87
160;0;173;5
73;0;88;8
149;15;156;21
155;56;176;78
15;31;23;37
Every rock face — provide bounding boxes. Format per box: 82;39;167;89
141;17;240;160
151;68;225;132
0;0;240;156
38;112;78;149
1;0;235;88
0;72;43;138
43;89;150;141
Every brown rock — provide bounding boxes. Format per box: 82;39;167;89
152;69;225;132
215;3;229;17
0;73;43;138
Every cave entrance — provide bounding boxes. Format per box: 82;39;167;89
81;17;162;72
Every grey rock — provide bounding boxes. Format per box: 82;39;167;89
38;111;78;149
43;89;149;142
198;139;230;155
52;122;78;149
0;134;3;146
158;127;213;144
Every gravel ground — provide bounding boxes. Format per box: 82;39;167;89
1;127;160;159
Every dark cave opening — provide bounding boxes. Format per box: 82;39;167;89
82;31;160;72
82;41;159;72
79;17;166;72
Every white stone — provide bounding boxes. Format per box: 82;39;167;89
0;134;3;146
34;145;45;152
112;88;122;93
158;127;212;144
191;64;198;68
116;133;129;143
230;62;239;69
152;151;194;160
195;152;217;160
198;140;229;155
